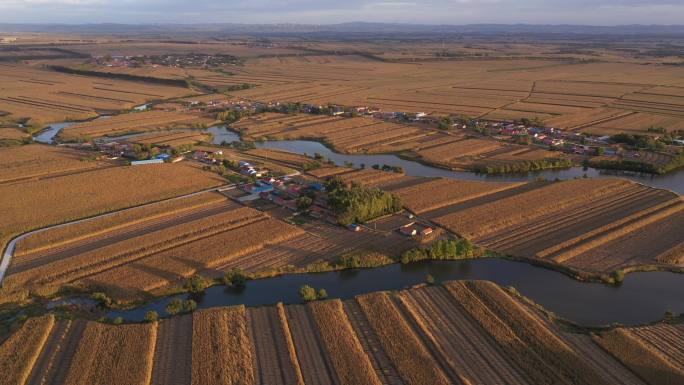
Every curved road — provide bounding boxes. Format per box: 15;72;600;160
0;184;234;286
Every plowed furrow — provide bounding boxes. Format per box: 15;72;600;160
285;305;339;385
343;300;405;385
151;314;192;385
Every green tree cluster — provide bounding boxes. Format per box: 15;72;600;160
438;116;454;130
223;268;247;289
165;299;197;315
299;285;328;302
325;177;402;225
185;275;210;293
400;239;475;264
144;311;159;322
611;133;666;151
473;158;572;174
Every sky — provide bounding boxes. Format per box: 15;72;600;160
0;0;683;25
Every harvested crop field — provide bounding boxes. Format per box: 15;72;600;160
14;191;228;257
217;215;415;276
0;144;110;184
62;322;156;385
130;130;210;147
0;127;29;141
381;177;523;214
0;163;224;300
0;64;193;126
233;113;561;171
421;178;683;272
59;110;214;141
7;280;674;385
4;197;307;301
192;307;254;385
227;57;684;135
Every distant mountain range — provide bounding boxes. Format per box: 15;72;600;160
2;22;684;37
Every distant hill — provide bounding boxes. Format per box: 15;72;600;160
2;22;684;37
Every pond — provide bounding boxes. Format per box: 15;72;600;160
107;258;684;327
32;122;76;143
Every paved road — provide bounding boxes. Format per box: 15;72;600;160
0;184;232;286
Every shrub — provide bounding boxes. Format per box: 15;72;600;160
165;298;197;316
426;274;435;285
185;274;210;293
112;317;124;325
299;285;318;302
144;310;159;323
299;285;328;302
317;289;328;300
223;268;246;289
91;292;113;307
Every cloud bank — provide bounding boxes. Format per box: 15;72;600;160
1;0;682;25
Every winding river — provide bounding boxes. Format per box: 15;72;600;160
207;125;684;194
107;258;684;327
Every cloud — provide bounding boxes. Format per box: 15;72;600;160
0;0;682;25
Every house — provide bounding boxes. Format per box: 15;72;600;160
420;227;433;236
131;159;164;166
400;223;418;237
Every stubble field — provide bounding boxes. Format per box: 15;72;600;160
4;280;681;385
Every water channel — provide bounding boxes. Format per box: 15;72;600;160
107;258;684;327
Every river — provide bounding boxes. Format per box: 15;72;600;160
107;258;684;327
202;125;684;194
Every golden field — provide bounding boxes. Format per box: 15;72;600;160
59;110;215;141
0;144;109;183
0;163;224;298
0;64;194;127
4;280;680;385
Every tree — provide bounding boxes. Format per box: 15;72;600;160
166;299;197;315
185;274;210;293
91;292;113;307
144;311;159;323
299;285;318;302
426;274;435;285
223;268;246;289
317;289;328;300
438;116;454;130
296;196;313;211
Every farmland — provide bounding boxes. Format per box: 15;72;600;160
233;112;563;171
0;163;225;300
0;63;194;127
5;280;682;384
0;144;111;183
336;172;683;274
226;56;684;136
128;130;211;148
3;195;307;301
419;177;684;273
6;185;417;301
58;110;215;141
